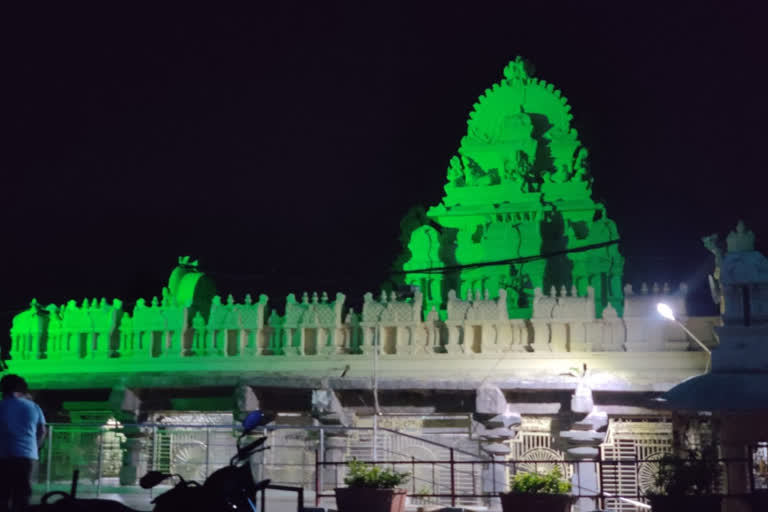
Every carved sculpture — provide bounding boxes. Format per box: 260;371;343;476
726;220;755;253
702;233;724;313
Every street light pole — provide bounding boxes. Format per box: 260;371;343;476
657;303;712;372
372;318;383;462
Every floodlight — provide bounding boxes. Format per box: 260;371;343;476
656;303;675;321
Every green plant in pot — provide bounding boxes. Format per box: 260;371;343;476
500;466;573;512
647;447;723;512
335;459;410;512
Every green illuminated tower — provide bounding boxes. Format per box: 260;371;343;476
395;58;623;318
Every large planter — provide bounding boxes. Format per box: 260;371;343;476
334;487;407;512
500;492;573;512
648;495;722;512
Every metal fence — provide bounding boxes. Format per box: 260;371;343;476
35;422;763;511
37;422;242;498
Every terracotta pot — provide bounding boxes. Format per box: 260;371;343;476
334;487;407;512
500;493;573;512
648;494;722;512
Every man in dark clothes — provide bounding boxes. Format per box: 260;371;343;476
0;374;47;512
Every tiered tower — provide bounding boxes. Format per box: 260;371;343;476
395;57;624;318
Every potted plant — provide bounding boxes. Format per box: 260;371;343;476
500;465;573;512
647;447;723;512
335;459;410;512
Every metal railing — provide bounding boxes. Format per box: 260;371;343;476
35;422;764;511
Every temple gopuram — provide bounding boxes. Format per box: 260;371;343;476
7;59;756;511
394;57;623;319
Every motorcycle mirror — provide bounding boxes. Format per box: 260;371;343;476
139;470;170;489
242;410;275;431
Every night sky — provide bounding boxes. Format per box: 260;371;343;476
3;2;766;344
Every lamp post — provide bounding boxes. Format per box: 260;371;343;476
656;303;711;372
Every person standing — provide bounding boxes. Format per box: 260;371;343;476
0;374;47;512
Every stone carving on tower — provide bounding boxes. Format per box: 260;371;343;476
394;57;624;319
702;233;725;313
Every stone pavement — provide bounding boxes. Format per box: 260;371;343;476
32;489;490;511
32;489;325;511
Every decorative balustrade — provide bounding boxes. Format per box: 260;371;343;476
10;298;123;361
9;284;702;363
282;292;346;356
445;289;525;354
206;293;269;356
10;300;50;360
129;297;187;358
360;290;439;355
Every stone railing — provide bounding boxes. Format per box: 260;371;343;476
445;289;527;354
281;292;346;356
359;290;440;355
9;284;706;362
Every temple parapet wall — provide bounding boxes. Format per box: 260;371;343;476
444;288;526;354
9;284;711;363
282;292;346;356
358;290;440;355
623;282;690;351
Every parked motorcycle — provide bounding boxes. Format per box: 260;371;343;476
31;410;277;511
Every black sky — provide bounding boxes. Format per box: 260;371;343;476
2;2;767;334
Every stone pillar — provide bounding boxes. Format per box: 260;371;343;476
282;327;300;356
167;328;184;358
238;328;248;356
322;435;348;490
530;320;550;351
120;427;149;485
108;385;146;485
570;459;600;512
558;379;607;512
474;384;520;510
311;386;353;493
444;324;464;354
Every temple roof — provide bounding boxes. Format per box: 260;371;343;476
440;56;594;208
657;373;768;412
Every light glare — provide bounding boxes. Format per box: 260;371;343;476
657;303;675;321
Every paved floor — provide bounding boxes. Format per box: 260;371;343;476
33;488;488;511
32;489;328;511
